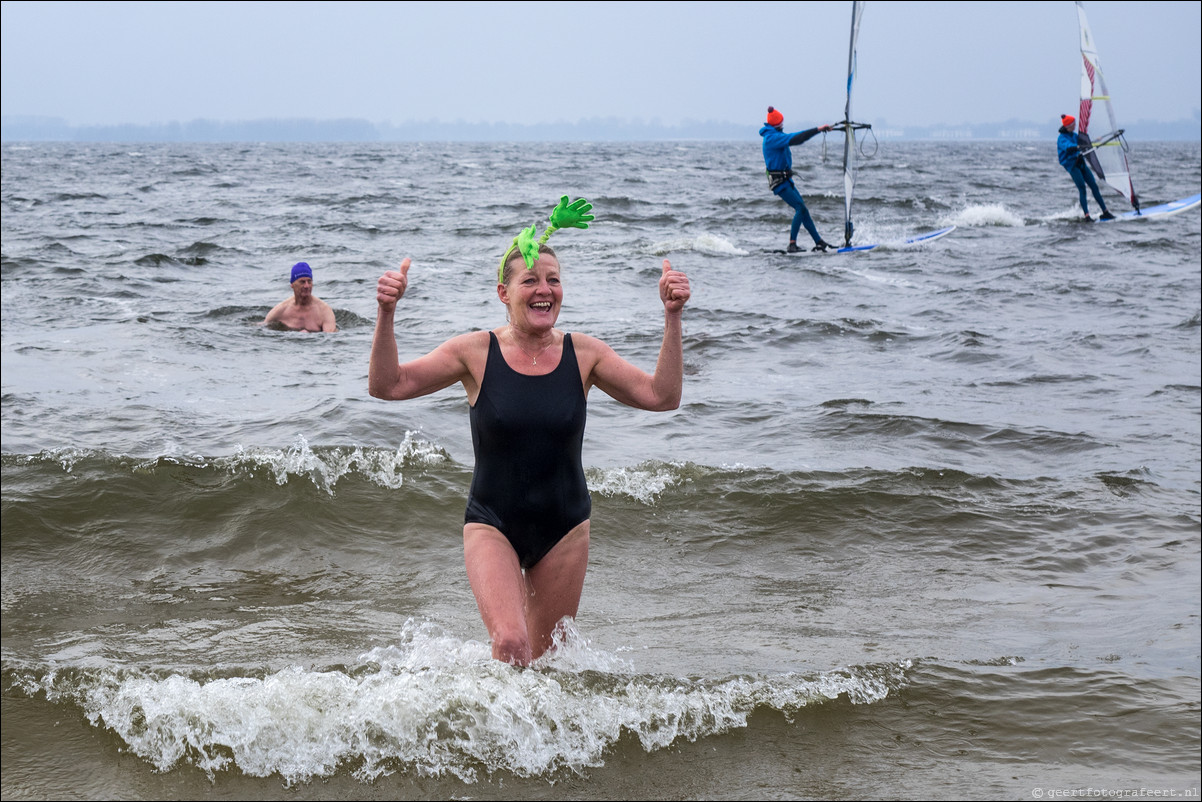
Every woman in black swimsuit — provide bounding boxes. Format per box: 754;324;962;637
368;238;690;666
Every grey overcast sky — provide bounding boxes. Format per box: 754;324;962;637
2;1;1199;129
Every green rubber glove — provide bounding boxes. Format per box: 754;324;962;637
515;223;540;269
548;196;594;231
497;223;540;282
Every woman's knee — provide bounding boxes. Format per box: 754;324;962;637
490;627;533;665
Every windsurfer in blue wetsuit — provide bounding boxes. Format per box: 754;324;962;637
760;106;835;252
368;197;691;667
1057;114;1114;222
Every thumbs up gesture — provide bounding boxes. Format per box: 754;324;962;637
377;258;411;309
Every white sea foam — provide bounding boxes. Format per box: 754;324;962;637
222;432;450;493
586;461;688;503
942;204;1025;228
650;233;747;257
22;621;909;785
1042;204;1094;222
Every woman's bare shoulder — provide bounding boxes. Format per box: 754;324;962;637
568;331;617;360
442;329;493;352
567;331;610;350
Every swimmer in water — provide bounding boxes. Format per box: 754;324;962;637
263;261;338;332
368;197;691;665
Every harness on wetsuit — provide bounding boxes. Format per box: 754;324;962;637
766;169;794;192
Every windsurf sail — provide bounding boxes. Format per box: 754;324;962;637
1075;1;1139;211
836;1;872;248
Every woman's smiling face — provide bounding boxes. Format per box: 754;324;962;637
499;253;562;332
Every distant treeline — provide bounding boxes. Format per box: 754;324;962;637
3;114;1200;142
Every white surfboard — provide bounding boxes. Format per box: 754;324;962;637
768;225;957;255
1099;193;1201;222
836;225;957;252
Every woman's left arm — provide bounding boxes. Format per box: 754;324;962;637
586;260;690;411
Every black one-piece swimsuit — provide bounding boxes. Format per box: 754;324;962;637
464;332;591;569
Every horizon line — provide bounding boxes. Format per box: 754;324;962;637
3;114;1200;144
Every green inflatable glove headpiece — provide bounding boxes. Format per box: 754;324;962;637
497;195;594;283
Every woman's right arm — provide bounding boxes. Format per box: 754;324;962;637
369;259;473;400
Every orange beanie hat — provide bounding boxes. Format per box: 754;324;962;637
1061;114;1076;128
766;106;784;126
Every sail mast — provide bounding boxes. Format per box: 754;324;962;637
841;1;868;248
1075;1;1139;210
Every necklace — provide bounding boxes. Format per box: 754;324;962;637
509;327;553;365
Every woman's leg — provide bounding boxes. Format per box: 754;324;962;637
463;523;533;664
523;521;590;660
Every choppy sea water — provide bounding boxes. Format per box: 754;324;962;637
2;139;1200;800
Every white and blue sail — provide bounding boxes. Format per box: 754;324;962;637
1075;1;1139;211
838;1;870;248
825;1;956;251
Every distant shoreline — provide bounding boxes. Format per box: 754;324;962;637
3;115;1200;143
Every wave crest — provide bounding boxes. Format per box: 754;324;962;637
942;204;1024;227
5;624;910;785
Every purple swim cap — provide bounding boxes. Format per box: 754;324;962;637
290;262;312;283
